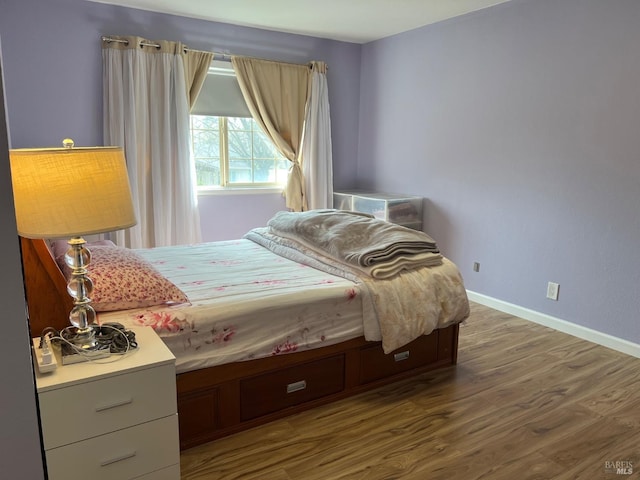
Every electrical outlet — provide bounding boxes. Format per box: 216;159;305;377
547;281;559;301
473;262;480;272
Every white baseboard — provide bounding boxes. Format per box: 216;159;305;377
466;290;640;359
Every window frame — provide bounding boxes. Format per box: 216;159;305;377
190;60;289;193
190;115;290;193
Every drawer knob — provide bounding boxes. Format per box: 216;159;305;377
394;351;410;362
95;396;133;412
100;450;137;467
286;380;307;394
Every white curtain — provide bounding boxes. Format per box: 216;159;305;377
302;62;333;210
102;36;201;248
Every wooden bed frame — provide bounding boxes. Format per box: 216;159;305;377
21;237;460;450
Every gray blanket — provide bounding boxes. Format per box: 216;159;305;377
267;209;442;279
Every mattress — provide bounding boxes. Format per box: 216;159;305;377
97;239;364;374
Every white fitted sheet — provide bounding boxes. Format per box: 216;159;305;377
97;239;364;374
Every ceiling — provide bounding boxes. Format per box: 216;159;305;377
85;0;514;44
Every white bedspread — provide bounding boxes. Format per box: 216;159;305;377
97;240;364;374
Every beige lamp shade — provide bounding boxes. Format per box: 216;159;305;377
9;145;137;238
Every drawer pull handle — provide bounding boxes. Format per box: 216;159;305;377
95;397;133;412
100;451;137;467
394;351;410;362
287;380;307;393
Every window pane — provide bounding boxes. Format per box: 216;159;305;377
191;115;221;187
191;114;288;189
228;158;252;184
192;130;220;158
253;131;276;159
253;159;277;183
195;159;220;186
228;130;252;159
192;115;219;130
227;117;252;130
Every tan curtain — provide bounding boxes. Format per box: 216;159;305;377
231;56;310;211
183;49;214;109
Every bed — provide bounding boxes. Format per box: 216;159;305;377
21;209;470;450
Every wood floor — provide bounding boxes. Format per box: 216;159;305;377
180;302;640;479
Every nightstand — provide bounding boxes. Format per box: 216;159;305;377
34;326;180;480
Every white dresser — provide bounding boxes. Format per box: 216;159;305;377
34;326;180;480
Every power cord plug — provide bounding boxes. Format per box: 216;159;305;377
33;333;58;374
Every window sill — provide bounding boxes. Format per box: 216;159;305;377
197;186;284;196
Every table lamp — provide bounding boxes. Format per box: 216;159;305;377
9;139;136;352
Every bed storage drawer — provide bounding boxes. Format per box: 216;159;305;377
240;355;345;421
360;332;439;384
437;324;457;361
177;388;219;444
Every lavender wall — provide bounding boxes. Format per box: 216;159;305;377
358;0;640;342
0;0;361;240
198;192;287;241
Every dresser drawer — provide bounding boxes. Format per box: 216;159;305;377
46;414;179;480
134;463;181;480
360;333;438;384
240;355;345;421
39;364;176;449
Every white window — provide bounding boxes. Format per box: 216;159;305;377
190;61;289;190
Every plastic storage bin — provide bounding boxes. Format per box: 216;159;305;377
333;191;423;230
332;192;354;211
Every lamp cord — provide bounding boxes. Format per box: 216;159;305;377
94;323;137;353
44;323;137;364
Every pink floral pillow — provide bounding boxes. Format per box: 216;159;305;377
57;245;189;312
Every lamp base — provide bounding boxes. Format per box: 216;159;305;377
60;326;110;365
60;344;110;365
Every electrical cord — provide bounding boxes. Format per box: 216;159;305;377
46;323;138;364
39;326;58;348
94;322;138;353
